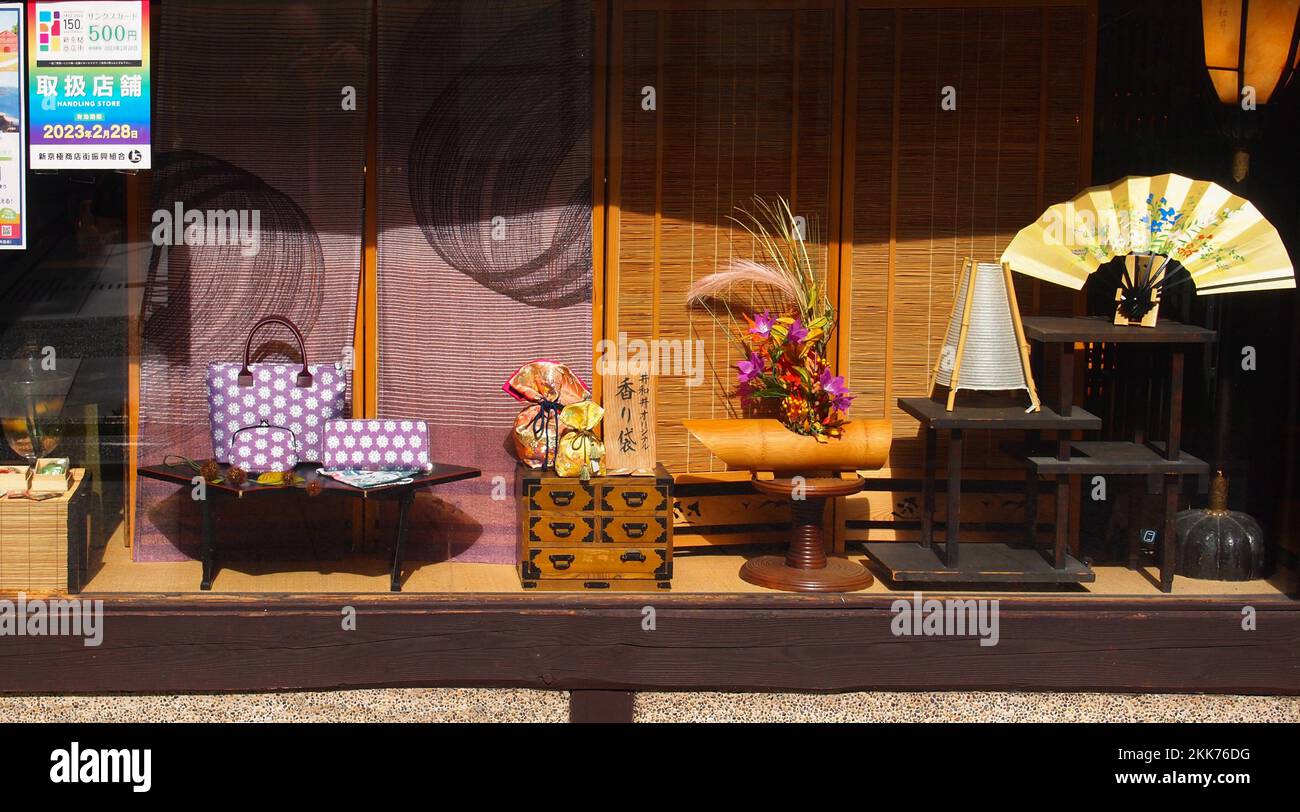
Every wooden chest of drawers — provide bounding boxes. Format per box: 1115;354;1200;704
517;463;673;591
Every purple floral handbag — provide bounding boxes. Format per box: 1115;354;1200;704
206;316;348;464
229;422;300;472
322;419;433;472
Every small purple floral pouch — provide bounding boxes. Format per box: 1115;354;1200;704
229;422;300;472
322;419;432;472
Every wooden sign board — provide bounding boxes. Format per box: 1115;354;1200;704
601;372;657;475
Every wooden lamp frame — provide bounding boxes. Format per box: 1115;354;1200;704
929;258;1041;412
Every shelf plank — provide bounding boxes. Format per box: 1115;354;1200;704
1029;441;1210;475
898;397;1102;431
864;541;1095;584
1021;316;1216;345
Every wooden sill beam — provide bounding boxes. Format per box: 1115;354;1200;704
1;593;1296;695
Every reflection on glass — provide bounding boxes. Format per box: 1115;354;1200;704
0;358;73;464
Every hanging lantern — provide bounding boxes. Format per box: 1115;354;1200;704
1203;0;1300;106
1203;1;1300;180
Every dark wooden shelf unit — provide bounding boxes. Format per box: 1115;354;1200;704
865;397;1102;586
1020;316;1216;593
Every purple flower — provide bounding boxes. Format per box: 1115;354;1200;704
737;351;766;384
748;310;775;339
819;368;854;412
787;318;809;344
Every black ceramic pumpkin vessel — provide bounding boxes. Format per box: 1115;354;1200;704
1174;473;1270;581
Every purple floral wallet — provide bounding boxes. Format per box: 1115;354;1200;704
322;419;432;472
229;422;300;472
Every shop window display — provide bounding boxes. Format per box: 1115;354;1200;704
0;0;1297;707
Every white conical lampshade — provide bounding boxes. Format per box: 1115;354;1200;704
931;260;1040;412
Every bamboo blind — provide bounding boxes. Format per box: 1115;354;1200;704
0;472;84;592
609;1;841;476
842;3;1091;472
608;1;1092;480
841;3;1094;543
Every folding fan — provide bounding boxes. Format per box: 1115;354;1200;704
1001;174;1295;325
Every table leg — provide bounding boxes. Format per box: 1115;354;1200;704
1161;474;1178;593
1053;474;1069;569
200;492;216;591
945;428;962;568
1056;341;1075;416
1053;429;1072;570
1127;494;1142;571
1025;429;1040;551
1167;349;1184;461
390;489;414;592
921;426;936;548
66;485;87;594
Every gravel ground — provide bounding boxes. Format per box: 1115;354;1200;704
2;690;1297;723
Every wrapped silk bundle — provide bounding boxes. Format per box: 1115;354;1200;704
555;400;605;479
503;360;591;468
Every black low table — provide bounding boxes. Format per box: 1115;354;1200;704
138;461;481;591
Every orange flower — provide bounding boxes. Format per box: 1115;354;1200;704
781;395;810;425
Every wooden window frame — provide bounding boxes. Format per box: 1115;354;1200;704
57;0;1294;703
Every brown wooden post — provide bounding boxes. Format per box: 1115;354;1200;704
570;690;634;723
1167;349;1184;461
1162;473;1179;592
1025;429;1040;550
922;426;936;548
1056;340;1075;417
945;428;962;567
1054;470;1069;569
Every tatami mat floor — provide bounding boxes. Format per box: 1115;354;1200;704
82;529;1297;599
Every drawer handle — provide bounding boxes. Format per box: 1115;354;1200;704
620;550;646;563
548;521;576;539
548;490;575;507
622;522;648;539
549;554;575;570
619;490;648;508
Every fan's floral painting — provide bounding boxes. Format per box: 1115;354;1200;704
1006;173;1295;295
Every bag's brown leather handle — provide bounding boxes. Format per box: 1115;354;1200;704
238;316;312;388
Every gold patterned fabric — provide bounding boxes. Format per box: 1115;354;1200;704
504;361;590;469
555;400;605;479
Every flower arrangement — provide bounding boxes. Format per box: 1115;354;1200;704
687;197;852;439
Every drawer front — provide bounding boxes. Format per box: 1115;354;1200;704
600;516;669;545
522;546;670;580
527;515;595;545
526;481;594;513
598;483;669;514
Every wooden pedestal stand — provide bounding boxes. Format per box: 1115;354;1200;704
742;476;873;592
